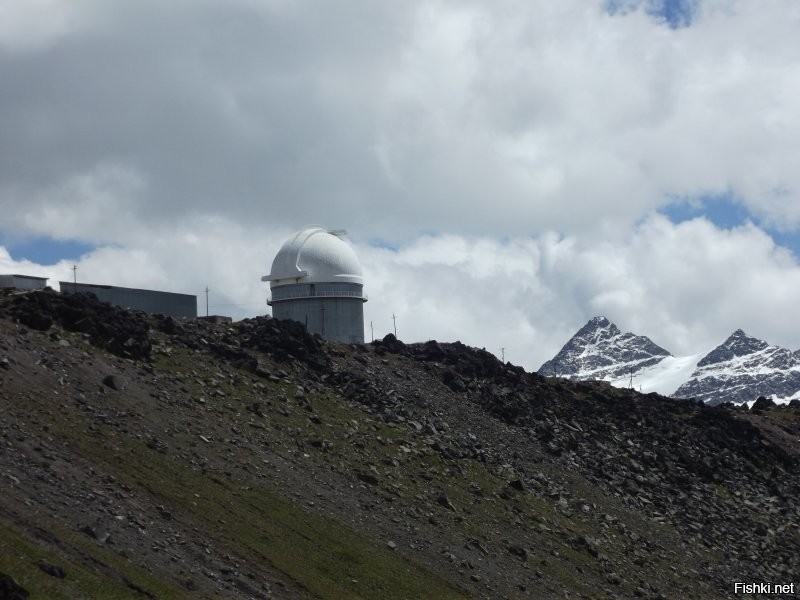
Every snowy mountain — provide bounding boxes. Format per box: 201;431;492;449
539;317;800;405
538;316;671;383
673;329;800;405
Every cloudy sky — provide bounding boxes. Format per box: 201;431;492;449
1;0;799;369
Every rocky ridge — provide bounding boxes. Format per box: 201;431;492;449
1;290;799;599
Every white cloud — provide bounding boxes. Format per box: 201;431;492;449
0;0;100;53
361;214;800;366
2;214;799;367
1;216;288;318
2;0;799;243
1;1;799;366
0;162;145;244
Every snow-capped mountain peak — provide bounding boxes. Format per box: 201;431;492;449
696;329;769;367
540;319;800;405
538;316;671;382
674;330;800;405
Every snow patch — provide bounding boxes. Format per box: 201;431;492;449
606;353;706;396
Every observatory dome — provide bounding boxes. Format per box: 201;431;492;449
263;227;363;287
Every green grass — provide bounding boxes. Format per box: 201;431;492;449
762;409;800;423
57;421;470;600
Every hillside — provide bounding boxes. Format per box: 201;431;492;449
1;289;799;599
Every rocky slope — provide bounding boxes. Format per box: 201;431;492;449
1;290;800;599
539;317;800;405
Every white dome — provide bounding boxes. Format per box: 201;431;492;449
262;227;363;287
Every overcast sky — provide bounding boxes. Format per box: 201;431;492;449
1;0;799;369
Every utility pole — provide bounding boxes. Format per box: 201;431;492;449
72;265;78;284
205;287;209;317
392;313;397;337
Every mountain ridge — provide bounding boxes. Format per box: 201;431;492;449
540;317;800;405
674;329;800;404
538;316;671;383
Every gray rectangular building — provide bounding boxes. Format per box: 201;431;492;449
0;274;48;290
60;282;197;319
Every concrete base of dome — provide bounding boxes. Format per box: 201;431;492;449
270;283;365;344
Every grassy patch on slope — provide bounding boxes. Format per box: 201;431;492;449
0;520;186;600
60;423;471;600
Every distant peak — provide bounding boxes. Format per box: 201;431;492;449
724;329;759;346
537;316;671;378
697;329;770;368
572;317;618;339
574;316;621;340
588;316;611;327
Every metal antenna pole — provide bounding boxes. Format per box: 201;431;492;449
205;287;209;317
370;320;374;342
392;313;397;337
72;265;78;284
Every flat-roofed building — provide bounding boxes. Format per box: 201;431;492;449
0;274;48;290
60;282;197;319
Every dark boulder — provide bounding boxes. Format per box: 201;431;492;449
37;562;66;579
376;333;407;355
751;396;777;412
441;368;466;393
0;572;29;599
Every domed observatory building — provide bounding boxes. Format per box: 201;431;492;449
262;227;367;343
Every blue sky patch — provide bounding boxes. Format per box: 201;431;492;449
660;193;751;229
605;0;698;29
660;194;800;258
768;230;800;259
1;234;96;265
